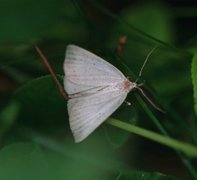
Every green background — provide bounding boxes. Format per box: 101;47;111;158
0;0;197;179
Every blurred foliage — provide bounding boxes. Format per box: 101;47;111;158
0;0;197;179
15;75;66;131
192;53;197;114
0;142;177;180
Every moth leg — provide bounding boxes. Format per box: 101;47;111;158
124;100;131;106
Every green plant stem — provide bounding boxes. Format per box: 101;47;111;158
107;118;197;157
135;95;197;178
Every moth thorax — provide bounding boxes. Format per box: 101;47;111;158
122;80;136;92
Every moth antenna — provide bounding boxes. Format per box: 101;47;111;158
135;46;158;83
136;86;165;113
34;45;69;101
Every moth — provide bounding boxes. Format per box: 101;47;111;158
63;45;161;143
35;44;161;143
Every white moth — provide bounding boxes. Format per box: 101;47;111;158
63;45;161;143
63;45;139;143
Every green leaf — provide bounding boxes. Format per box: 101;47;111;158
0;101;20;137
116;170;177;180
0;101;19;124
0;139;120;180
0;0;88;44
14;75;67;131
0;0;66;43
104;106;137;148
104;123;130;148
0;142;50;180
192;52;197;114
119;2;174;43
